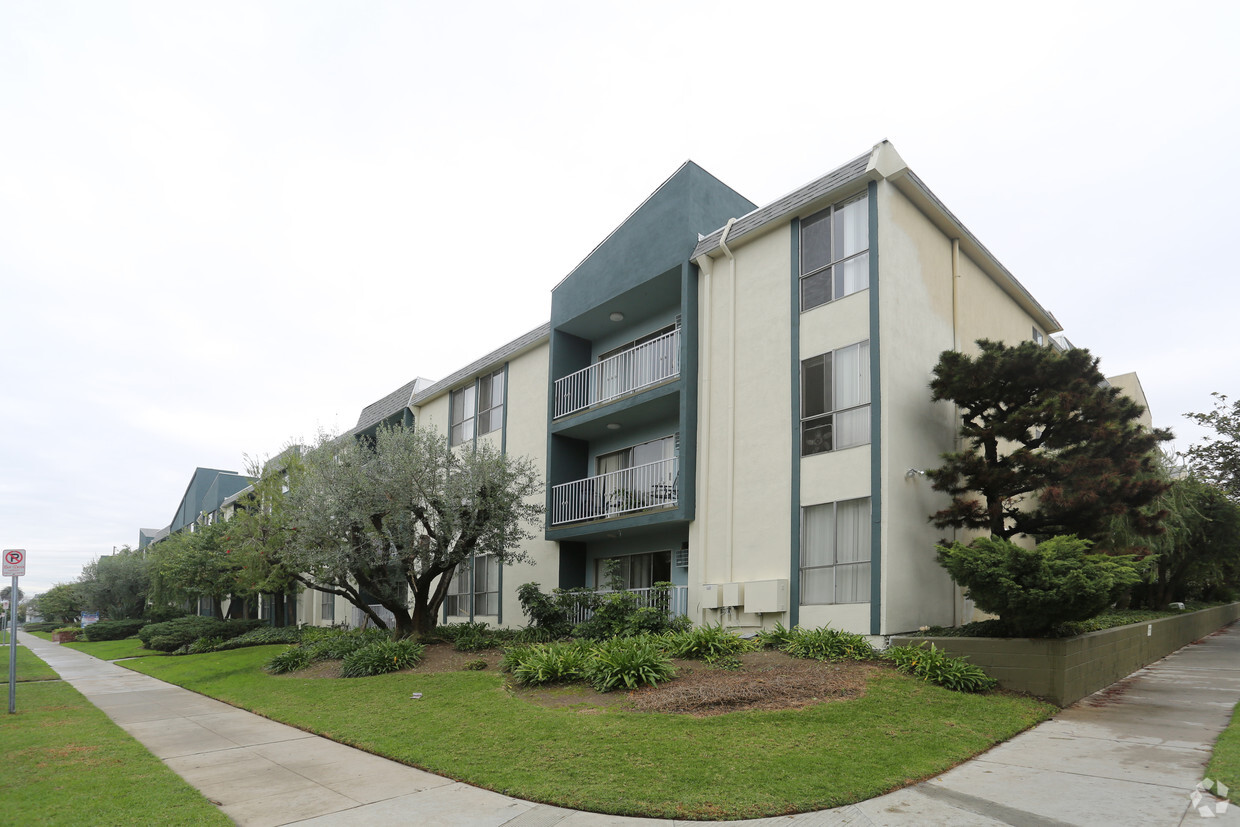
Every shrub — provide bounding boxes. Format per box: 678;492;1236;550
340;639;425;678
583;636;676;692
438;622;498;652
885;643;997;692
53;626;83;641
137;617;265;653
463;659;488;671
507;641;591;686
662;625;752;662
936;535;1144;636
516;582;574;638
213;626;303;651
753;621;795;650
782;626;876;662
265;647;313;674
145;605;190;623
186;636;223;655
305;628;388;661
22;621;62;633
80;619;148;641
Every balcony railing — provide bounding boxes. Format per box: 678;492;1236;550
563;585;689;625
550;457;678;526
554;328;680;418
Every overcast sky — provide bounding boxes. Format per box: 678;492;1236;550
2;1;1237;598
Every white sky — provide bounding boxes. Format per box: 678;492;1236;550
2;1;1237;597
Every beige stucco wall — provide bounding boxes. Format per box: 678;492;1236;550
689;224;794;629
1107;372;1154;430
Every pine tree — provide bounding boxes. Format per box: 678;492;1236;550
927;339;1172;542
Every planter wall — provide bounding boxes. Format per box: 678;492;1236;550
890;602;1240;707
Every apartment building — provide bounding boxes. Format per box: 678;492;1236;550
297;141;1079;637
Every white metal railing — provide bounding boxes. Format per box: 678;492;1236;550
554;329;680;418
551;457;678;526
565;585;689;625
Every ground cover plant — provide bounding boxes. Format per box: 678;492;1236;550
2;679;231;825
121;643;1054;819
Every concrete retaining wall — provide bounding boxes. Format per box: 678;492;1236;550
890;603;1240;707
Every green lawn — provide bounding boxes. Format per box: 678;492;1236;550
1207;702;1240;797
1;680;232;825
1;642;60;681
122;645;1055;819
63;637;157;660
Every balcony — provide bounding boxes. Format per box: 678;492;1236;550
554;328;680;419
562;586;689;625
550;457;678;526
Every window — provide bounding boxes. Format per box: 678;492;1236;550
595;551;672;590
449;384;475;446
801;341;870;456
801;498;871;605
320;589;334;623
1032;327;1045;346
444;554;499;617
449;368;505;446
800;193;869;311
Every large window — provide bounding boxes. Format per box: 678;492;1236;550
801;341;870;456
319;589;334;623
801;498;871;605
445;554;500;617
594;551;672;590
449;368;505;446
800;193;869;311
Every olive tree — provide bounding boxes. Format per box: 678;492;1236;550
284;424;543;637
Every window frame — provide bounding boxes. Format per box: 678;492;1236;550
800;497;872;605
449;367;506;446
799;192;870;312
800;341;871;456
444;554;499;617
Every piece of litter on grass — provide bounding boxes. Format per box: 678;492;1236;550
410;692;423;699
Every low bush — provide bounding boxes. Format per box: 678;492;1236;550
138;617;265;653
464;659;488;671
506;641;591;686
340;639;425;678
213;626;303;651
304;628;389;661
782;626;876;662
438;622;498;652
80;619;148;641
515;582;574;639
885;643;997;692
584;636;676;692
53;626;83;641
186;636;223;655
22;621;62;633
662;625;752;662
753;621;795;650
936;535;1143;636
517;581;688;641
265;647;312;674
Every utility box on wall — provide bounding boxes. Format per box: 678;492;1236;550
722;582;744;607
700;584;723;609
743;579;789;613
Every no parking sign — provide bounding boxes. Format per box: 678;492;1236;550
2;549;25;577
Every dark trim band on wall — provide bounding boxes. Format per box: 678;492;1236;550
789;218;802;628
867;180;882;636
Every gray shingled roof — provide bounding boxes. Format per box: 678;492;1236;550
692;151;871;260
352;378;427;432
413;322;551;405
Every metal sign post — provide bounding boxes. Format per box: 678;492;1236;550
4;549;26;714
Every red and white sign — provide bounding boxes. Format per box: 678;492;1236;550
2;549;25;577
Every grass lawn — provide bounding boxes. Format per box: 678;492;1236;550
1207;702;1240;796
1;680;232;825
123;645;1056;819
1;642;60;681
63;637;157;661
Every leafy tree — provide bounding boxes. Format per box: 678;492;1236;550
1184;392;1240;502
1;585;24;604
149;521;245;619
34;583;83;624
78;545;150;619
927;339;1172;542
936;535;1142;636
283;424;543;637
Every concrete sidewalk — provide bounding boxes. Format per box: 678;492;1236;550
19;625;1240;826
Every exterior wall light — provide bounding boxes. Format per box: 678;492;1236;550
609;312;624;322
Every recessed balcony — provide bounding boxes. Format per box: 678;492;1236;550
553;328;680;419
550;457;678;526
